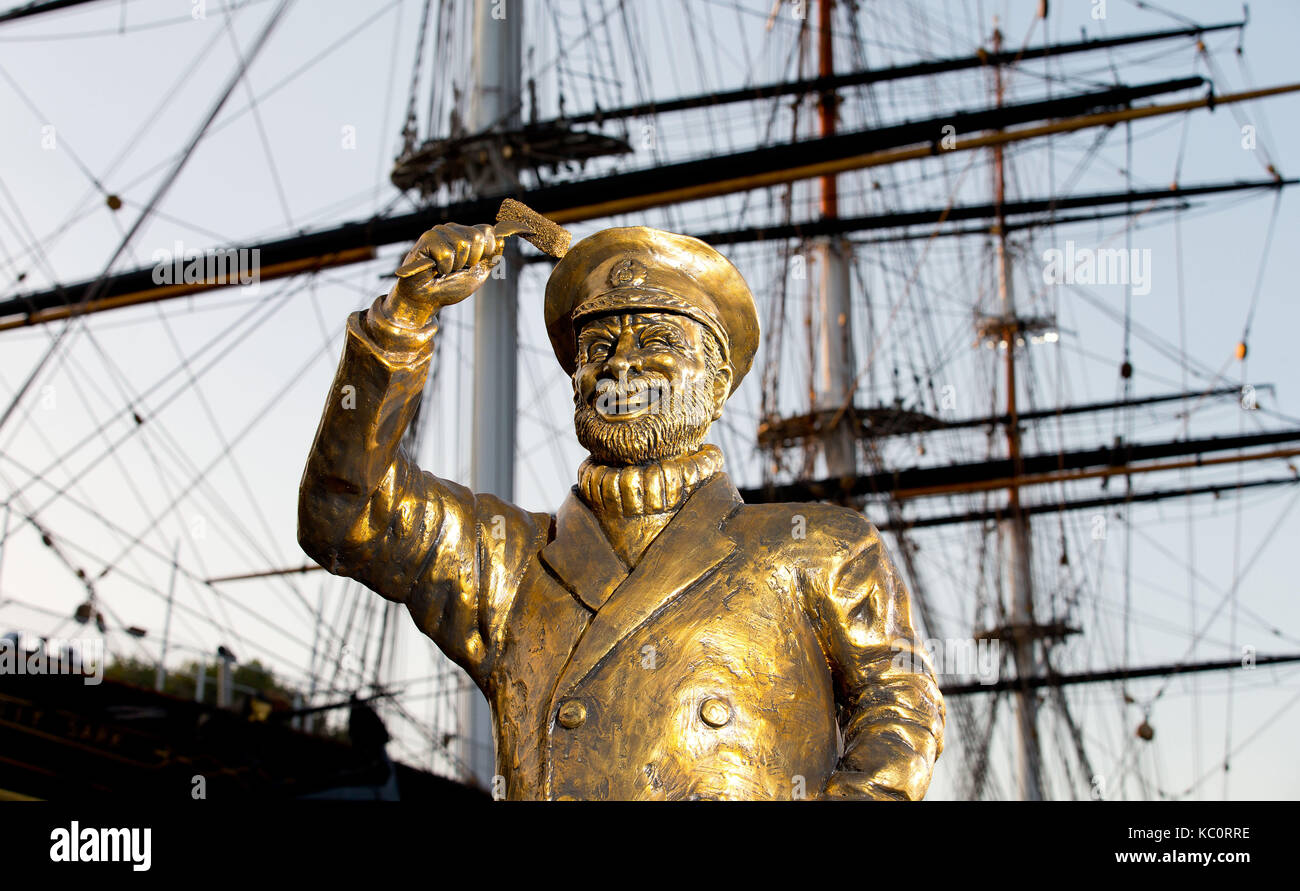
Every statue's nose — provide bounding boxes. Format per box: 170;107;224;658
601;331;640;378
603;350;635;377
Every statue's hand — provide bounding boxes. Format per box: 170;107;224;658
382;222;502;328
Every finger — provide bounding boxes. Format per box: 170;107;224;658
475;223;498;265
460;222;489;266
448;221;478;245
465;234;484;268
474;223;500;259
443;223;475;271
453;236;471;271
421;224;455;253
427;231;455;276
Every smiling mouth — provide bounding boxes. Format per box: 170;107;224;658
594;389;655;420
592;380;663;420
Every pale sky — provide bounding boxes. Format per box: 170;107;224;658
0;0;1297;799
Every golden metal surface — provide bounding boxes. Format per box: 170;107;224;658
395;199;570;279
496;197;572;258
299;219;945;800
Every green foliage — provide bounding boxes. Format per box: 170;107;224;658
105;655;294;706
103;655;352;742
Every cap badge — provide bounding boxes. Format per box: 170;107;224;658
608;258;648;288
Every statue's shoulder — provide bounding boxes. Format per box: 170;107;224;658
730;498;877;548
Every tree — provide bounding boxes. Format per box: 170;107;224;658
103;656;350;740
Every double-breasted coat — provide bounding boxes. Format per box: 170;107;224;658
298;305;945;800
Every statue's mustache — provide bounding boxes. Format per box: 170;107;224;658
592;373;670;401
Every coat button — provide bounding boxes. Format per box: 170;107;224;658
700;697;732;727
557;699;587;728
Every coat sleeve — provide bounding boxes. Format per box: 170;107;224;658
805;514;946;800
297;300;549;690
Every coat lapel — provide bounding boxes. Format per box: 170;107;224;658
539;489;629;611
556;472;742;697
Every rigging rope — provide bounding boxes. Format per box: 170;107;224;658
399;0;434;156
0;0;295;438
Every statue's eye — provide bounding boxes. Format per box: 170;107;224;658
640;332;674;349
586;342;611;361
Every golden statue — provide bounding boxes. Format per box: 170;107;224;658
298;212;945;800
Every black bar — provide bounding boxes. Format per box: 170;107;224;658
924;385;1267;435
876;475;1298;531
515;181;1275;259
942;653;1300;696
517;199;1206;263
550;22;1241;126
689;179;1292;248
848;203;1193;245
739;429;1300;502
756;386;1262;448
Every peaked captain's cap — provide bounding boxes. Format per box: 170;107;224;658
544;226;760;396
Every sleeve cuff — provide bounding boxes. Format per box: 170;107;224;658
363;293;440;356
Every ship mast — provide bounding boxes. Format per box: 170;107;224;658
988;19;1042;801
464;0;522;788
812;0;856;477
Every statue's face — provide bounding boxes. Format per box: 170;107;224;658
573;311;730;466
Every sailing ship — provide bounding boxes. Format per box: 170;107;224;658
0;0;1297;800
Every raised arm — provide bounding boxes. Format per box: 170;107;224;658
804;515;946;800
297;223;546;684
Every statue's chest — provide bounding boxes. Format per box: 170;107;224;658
491;553;837;799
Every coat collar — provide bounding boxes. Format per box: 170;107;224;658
551;471;742;697
539;489;630;612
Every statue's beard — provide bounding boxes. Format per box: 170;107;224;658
574;372;715;466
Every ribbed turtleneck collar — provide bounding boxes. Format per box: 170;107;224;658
577;445;724;517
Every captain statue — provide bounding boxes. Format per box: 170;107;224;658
297;217;945;800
